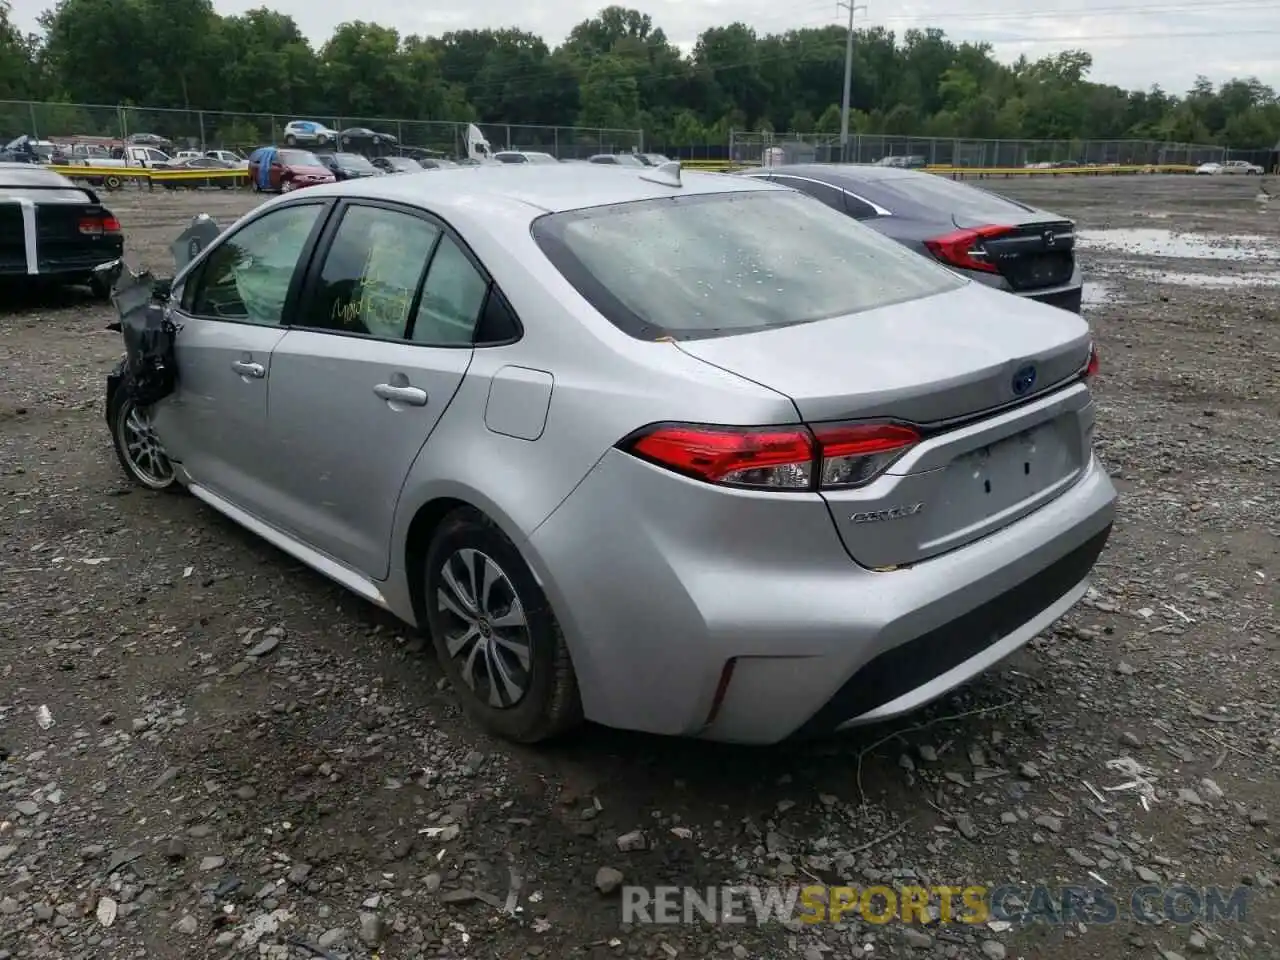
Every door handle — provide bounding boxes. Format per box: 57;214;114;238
374;383;428;407
231;360;265;378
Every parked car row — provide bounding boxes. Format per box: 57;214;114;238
245;147;469;192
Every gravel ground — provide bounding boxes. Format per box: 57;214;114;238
1;175;1277;960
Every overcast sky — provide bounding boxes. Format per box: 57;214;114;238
10;0;1280;94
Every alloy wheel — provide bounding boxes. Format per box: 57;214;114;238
117;401;175;489
436;548;532;708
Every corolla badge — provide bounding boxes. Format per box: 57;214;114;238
1011;364;1037;396
851;502;925;524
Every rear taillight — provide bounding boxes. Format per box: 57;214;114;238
924;224;1012;273
1084;342;1100;379
79;215;121;236
622;422;920;491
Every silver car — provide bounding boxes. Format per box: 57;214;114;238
107;163;1116;745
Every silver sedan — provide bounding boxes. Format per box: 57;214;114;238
106;162;1116;744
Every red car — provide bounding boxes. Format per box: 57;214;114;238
247;147;336;193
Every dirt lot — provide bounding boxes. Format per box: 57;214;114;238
1;175;1277;960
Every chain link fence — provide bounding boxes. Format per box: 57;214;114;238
727;131;1274;168
4;100;1269;168
1;100;643;161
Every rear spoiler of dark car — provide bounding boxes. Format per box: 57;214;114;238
0;181;104;204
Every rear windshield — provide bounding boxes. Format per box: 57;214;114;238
874;174;1033;220
532;189;965;340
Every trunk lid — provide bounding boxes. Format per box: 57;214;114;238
676;282;1096;567
676;280;1091;425
952;209;1076;292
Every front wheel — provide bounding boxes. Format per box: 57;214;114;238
284;134;297;146
109;383;177;491
423;508;582;743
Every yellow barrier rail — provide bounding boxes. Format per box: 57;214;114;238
926;163;1198;176
677;160;1205;176
48;164;250;187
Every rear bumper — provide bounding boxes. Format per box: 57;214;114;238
972;264;1084;314
1027;284;1083;313
527;447;1117;744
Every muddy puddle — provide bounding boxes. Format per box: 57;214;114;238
1077;227;1280;262
1082;280;1122;307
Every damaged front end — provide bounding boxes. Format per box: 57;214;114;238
102;214;222;421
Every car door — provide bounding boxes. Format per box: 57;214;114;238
263;199;492;579
154;200;330;514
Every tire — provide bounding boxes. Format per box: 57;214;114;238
284;134;297;146
104;174;122;190
318;134;329;146
108;377;178;492
423;508;582;743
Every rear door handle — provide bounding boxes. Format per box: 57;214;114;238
231;360;265;379
374;383;428;407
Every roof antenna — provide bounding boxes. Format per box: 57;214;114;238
640;160;682;188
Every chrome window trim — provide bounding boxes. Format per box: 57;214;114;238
744;171;894;217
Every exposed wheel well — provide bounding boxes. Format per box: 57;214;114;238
404;497;472;627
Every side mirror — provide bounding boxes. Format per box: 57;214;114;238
151;278;172;301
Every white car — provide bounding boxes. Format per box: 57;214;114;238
1197;160;1262;175
206;149;248;168
283;120;338;148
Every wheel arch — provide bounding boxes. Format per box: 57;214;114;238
398;484;549;627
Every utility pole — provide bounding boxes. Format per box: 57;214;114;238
838;0;867;162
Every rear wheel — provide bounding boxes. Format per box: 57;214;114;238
109;381;177;491
422;508;582;743
284;134;297;146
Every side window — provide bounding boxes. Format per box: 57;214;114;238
187;203;323;324
842;193;879;220
774;176;845;212
475;287;521;344
409;235;489;346
304;205;441;340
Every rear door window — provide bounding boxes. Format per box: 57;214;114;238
302;204;441;340
771;175;845;212
410;236;489;345
532;189;964;341
874;174;1035;222
841;193;880;220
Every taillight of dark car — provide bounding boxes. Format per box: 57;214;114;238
79;214;121;236
619;422;920;491
1084;342;1100;379
924;224;1013;273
